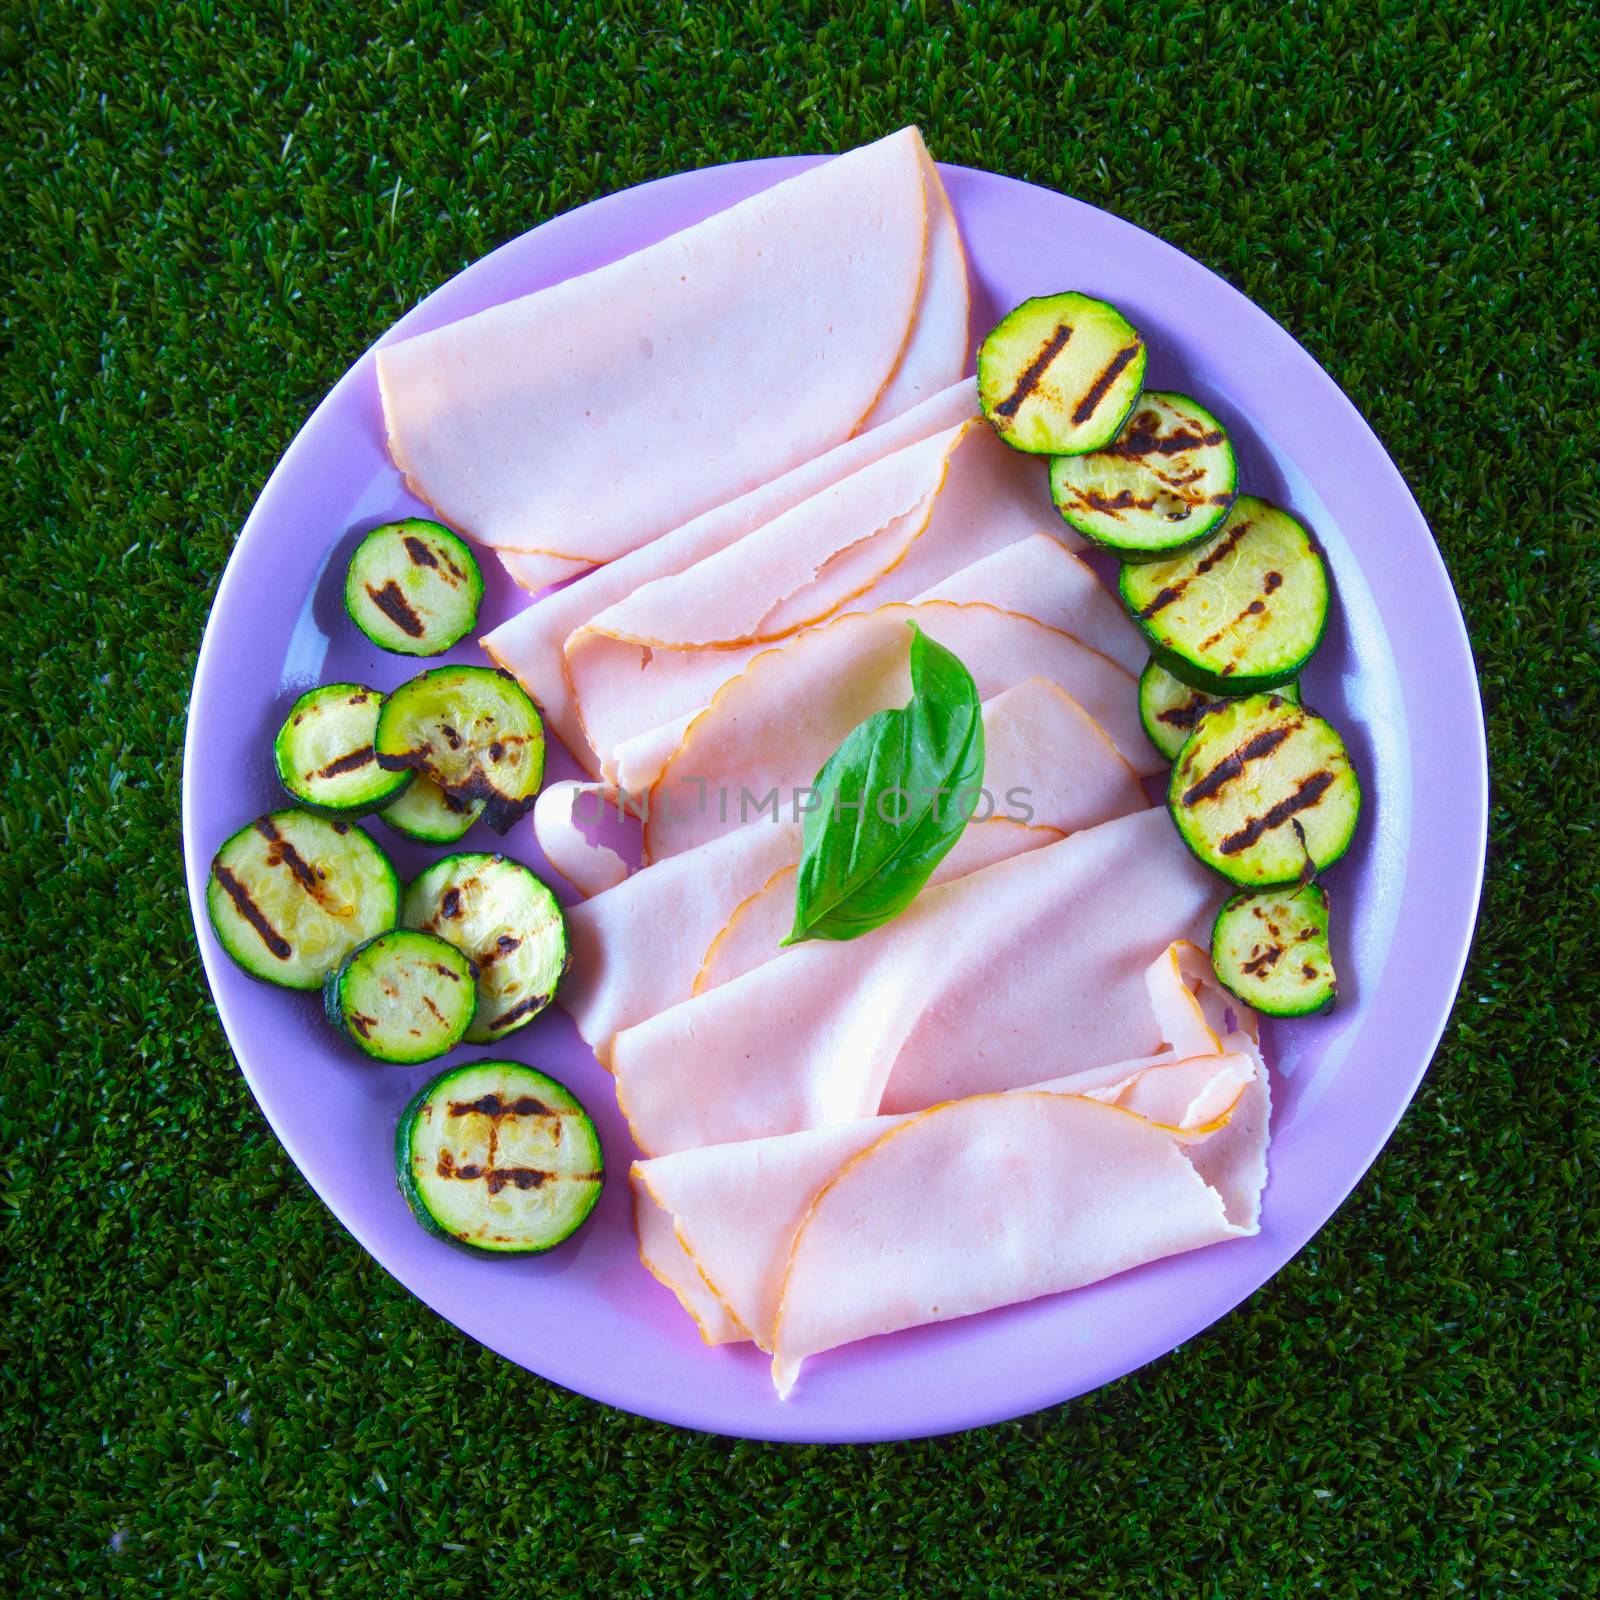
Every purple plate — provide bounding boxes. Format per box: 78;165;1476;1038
182;158;1486;1442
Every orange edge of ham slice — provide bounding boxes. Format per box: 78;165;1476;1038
379;129;931;561
766;1089;1252;1397
480;378;981;774
628;1002;1263;1372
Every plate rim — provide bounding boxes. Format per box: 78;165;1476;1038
182;153;1488;1442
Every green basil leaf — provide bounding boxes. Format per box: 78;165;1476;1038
784;623;985;945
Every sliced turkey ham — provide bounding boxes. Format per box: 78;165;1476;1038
531;780;630;899
572;425;965;769
634;1049;1258;1354
496;550;592;596
565;420;1136;785
379;128;962;564
1186;1031;1271;1232
632;941;1267;1369
692;676;1146;994
501;173;965;602
632;947;1265;1355
602;539;1138;795
632;1180;748;1345
878;830;1225;1114
641;601;1152;862
610;809;1219;1156
693;819;1064;998
482;379;979;769
769;1091;1252;1396
856;137;970;429
563;820;803;1068
911;533;1141;671
558;678;1147;1061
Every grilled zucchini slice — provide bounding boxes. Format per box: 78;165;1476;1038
273;682;410;814
323;928;476;1063
401;853;569;1043
978;293;1147;455
345;518;483;656
207;810;398;989
375;665;545;833
395;1061;603;1254
1120;496;1330;695
1212;883;1337;1017
1169;693;1361;887
1048;391;1236;558
1138;660;1300;763
380;774;484;844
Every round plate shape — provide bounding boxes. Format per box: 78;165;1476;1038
183;155;1486;1442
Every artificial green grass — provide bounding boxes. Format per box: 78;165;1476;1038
3;0;1597;1592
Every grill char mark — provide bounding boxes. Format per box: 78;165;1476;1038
316;745;376;779
403;535;439;570
1135;516;1255;619
1241;944;1283;977
482;991;552;1032
434;1154;600;1194
1219;770;1338;854
1181;723;1298;806
476;932;523;971
213;865;292;958
252;818;327;901
993;323;1072;418
1071;343;1140;425
275;840;326;899
1106;422;1222;459
1198;595;1273;653
367;580;425;637
377;726;540;828
1156;694;1211;732
447;1092;555;1118
1077;488;1154;516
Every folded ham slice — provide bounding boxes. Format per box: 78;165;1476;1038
572;424;964;769
692;676;1147;994
641;601;1152;862
483;380;979;768
602;539;1137;795
611;809;1219;1155
1185;1030;1271;1231
380;128;963;564
633;1180;748;1345
563;819;803;1068
564;423;1137;784
911;534;1141;672
496;550;592;597
632;1005;1265;1366
635;1116;880;1350
693;819;1064;998
531;780;631;899
768;1091;1251;1395
507;143;966;586
1137;937;1270;1230
878;829;1225;1114
558;678;1147;1060
857;137;970;429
